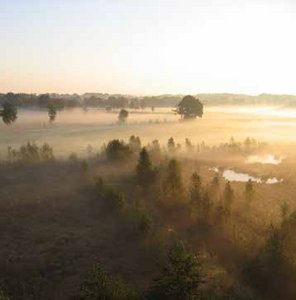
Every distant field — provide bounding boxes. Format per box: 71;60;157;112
1;106;296;158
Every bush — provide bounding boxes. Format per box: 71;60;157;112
80;264;138;300
7;142;54;162
105;140;132;162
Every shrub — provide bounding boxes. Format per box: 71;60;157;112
105;140;131;162
80;264;138;300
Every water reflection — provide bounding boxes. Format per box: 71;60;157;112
210;168;283;184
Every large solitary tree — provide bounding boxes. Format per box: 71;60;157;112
0;102;17;125
176;95;203;119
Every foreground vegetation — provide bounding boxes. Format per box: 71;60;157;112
0;136;295;299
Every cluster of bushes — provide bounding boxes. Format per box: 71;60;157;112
7;142;54;162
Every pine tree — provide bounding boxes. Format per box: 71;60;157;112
223;181;234;215
136;147;155;185
189;172;202;208
245;179;255;203
163;159;183;199
148;241;202;299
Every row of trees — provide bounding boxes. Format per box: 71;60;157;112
0;95;203;125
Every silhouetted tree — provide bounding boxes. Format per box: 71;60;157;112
105;139;131;161
280;201;290;222
148;241;202;299
210;174;220;193
136;147;156;185
118;108;129;123
175;95;203;119
185;138;194;152
223;181;234;215
0;102;17;124
129;135;141;152
48;103;57;122
163;159;183;199
245;179;255;203
201;190;212;221
167;137;176;153
190;172;202;208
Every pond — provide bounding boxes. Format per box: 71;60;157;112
210;167;283;184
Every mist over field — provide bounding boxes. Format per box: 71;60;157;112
2;0;296;299
2;104;296;158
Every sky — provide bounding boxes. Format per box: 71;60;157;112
1;0;296;95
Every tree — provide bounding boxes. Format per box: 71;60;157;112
148;241;202;299
200;191;212;221
245;179;255;203
0;102;17;124
136;147;156;185
167;137;176;153
223;181;234;215
163;159;183;200
80;263;138;300
48;103;57;122
129;135;141;152
211;174;219;191
189;172;202;208
185;138;194;152
118;109;129;123
105;139;131;161
175;95;203;119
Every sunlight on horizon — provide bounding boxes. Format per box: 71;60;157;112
1;0;296;95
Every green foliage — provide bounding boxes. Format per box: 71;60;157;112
48;103;57;122
94;177;126;212
223;181;234;215
200;191;212;221
105;140;132;161
0;102;17;125
137;211;152;236
163;159;183;199
280;201;290;221
136;147;157;185
190;172;202;207
261;225;283;270
118;109;129;123
7;142;54;162
176;95;203;119
167;137;176;153
0;289;9;300
244;179;255;203
129;135;141;152
40;143;55;161
80;263;138;300
185;138;194;152
148;241;202;299
104;188;126;212
211;174;219;190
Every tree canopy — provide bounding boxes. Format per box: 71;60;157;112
176;95;203;119
118;109;129;123
48;103;57;123
0;102;17;125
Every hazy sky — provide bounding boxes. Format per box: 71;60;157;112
1;0;296;95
